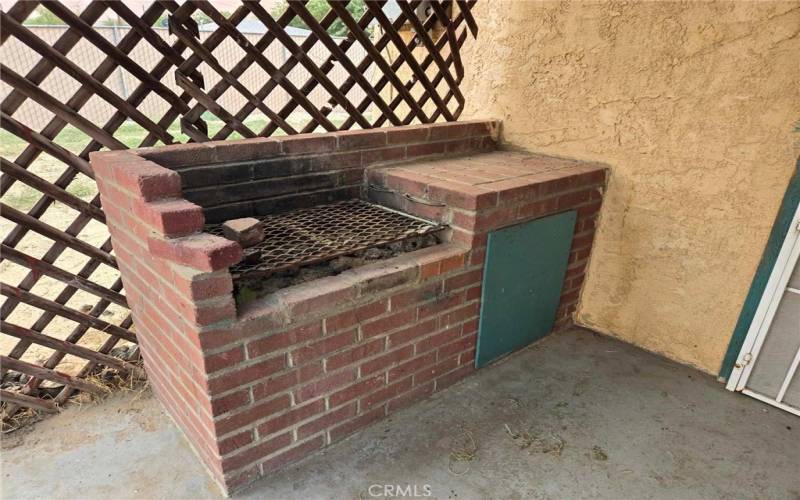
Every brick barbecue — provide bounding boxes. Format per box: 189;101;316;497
89;120;607;495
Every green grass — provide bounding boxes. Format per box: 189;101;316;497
4;188;42;211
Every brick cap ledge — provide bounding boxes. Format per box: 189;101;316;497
237;243;469;326
369;150;609;211
147;233;243;272
131;119;502;168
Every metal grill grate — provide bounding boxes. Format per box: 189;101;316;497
205;200;446;278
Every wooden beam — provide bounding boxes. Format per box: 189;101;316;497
4;1;169;179
0;389;58;414
1;356;106;396
1;204;117;269
0;158;105;224
167;23;297;136
430;1;464;81
457;0;478;37
174;72;258;139
336;0;430;130
326;1;429;123
182;2;302;138
0;112;94;181
0;283;135;343
1;322;139;375
1;244;126;307
223;3;349;139
246;1;384;127
53;314;135;405
365;2;455;121
0;13;173;145
190;1;342;131
284;1;401;126
368;0;474;128
1;1;106;110
0;66;127;151
8;279;130;410
43;1;190;116
396;1;464;110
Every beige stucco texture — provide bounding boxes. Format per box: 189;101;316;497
460;1;800;373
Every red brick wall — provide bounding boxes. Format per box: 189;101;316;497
91;122;606;495
89;151;242;485
135;121;499;223
89;121;499;494
206;244;477;490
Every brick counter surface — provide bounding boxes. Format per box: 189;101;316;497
89;121;607;495
367;151;608;331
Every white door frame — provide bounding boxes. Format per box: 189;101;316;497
726;203;800;416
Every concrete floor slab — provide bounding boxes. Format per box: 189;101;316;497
2;328;798;499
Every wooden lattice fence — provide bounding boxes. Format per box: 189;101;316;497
0;0;477;422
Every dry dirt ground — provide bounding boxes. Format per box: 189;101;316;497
2;328;798;500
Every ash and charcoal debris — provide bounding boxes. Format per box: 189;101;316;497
234;233;440;306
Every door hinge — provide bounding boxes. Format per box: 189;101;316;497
735;352;753;369
796;219;800;232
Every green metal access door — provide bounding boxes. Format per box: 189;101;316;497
476;211;578;368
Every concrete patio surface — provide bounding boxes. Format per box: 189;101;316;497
2;327;798;500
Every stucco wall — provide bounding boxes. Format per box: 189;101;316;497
459;1;800;373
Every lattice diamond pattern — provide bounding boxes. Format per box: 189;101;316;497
0;0;478;418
